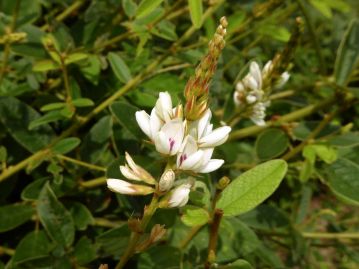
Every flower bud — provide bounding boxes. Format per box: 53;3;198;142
167;183;192;208
158;169;175;192
107;178;155;195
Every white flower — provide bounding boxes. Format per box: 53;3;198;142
262;60;273;79
189;109;231;148
107;179;154;195
119;152;156;185
135;108;162;141
168;183;192;207
250;102;267;126
177;136;225;173
158;169;175;192
154;119;185;155
276;71;290;88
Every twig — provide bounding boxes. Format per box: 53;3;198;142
57;155;106;172
205;209;224;269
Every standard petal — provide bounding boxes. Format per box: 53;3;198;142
197;109;212;139
180;150;204;170
197;159;224;173
135;111;151;138
250;61;262;88
155;91;172;122
154;131;170;155
150;108;162;139
199;126;231;147
120;165;141;181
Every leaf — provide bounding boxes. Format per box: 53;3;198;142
136;0;164;19
309;0;332;18
122;0;137;18
40;102;66;112
69;202;95;231
225;259;254;269
188;0;203;29
108;52;132;83
51;137;81;154
327;158;359;206
80;115;113;163
181;206;210;226
0;97;54;153
28;110;63;130
72;98;94;107
111;101;144;139
0;204;34;233
74;236;97;265
255;128;289;160
96;225;131;257
216;160;288;217
32;59;59;72
138;246;181;269
328;132;359;147
65;52;89;64
334;19;359;86
36;183;75;247
12;231;51;264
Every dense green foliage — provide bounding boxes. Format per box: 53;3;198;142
0;0;359;268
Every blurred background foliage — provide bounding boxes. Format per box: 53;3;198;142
0;0;359;268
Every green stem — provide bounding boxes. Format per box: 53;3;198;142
179;225;204;249
79;177;107;188
57;155;106;171
0;0;21;85
115;195;159;269
0;246;15;256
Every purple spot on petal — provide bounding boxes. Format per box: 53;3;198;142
179;154;187;166
169;138;175;152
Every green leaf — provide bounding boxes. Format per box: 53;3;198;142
327;158;359;206
328;132;359;147
74;236;97;265
108;52;132;83
28;110;63;130
111;101;144;139
69;202;95;231
32;59;59;72
225;259;254;269
37;183;75;247
0;204;34;233
12;231;51;264
334;19;359;86
51;137;81;154
136;0;164;19
0;97;55;153
80;115;113;163
188;0;203;29
21;177;47;201
181;206;210;226
65;52;89;64
255;128;289;160
40;102;66;112
216;160;288;217
309;0;333;18
138;246;181;269
122;0;137;18
0;146;7;162
96;225;131;257
72;98;94;107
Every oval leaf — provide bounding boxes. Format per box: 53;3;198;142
188;0;203;29
108;52;132;83
37;183;75;247
255;128;289;160
216;160;288;217
181;206;210;226
0;204;34;233
136;0;164;18
51;137;81;154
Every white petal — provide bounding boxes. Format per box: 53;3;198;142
197;109;212;139
180;150;204;170
159;119;184;155
150;108;162;140
199;126;231;147
233;90;242;106
154;131;170;155
250;61;262;88
235;82;245;93
197;159;224;173
120;165;140;181
246;76;259;91
262;60;273;77
155;91;172;122
250;116;266;126
135;111;151;138
276;72;290;88
107;178;136;194
201;148;214;164
246;95;257;104
168;184;191;207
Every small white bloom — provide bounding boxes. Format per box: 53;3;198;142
177;136;204;171
119;152;156;185
262;60;273;78
235;81;245;93
168;183;192;208
195;148;224;173
107;178;155;195
154;119;185;155
158;169;175;192
246;94;257;104
135;108;163;141
276;71;290;88
249;61;262;89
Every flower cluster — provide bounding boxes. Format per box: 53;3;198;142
136;92;231;173
233;61;290;126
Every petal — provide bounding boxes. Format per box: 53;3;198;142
120;165;141;181
199;126;231;147
107;178;136;194
180;150;204;170
246;76;259;91
150;108;163;139
154;131;170;155
197;109;212;139
197;159;224;173
250;61;262;87
155;91;172;122
262;60;273;76
135;111;151;138
235;81;245;93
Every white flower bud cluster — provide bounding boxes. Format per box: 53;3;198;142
233;61;290;126
136;92;231;173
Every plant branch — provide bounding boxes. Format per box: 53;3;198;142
205;209;224;269
57;155;106;172
0;246;15;256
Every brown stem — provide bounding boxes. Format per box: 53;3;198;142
205;209;224;269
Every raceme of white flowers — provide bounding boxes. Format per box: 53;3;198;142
106;92;231;207
233;61;290;126
136;92;231;173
